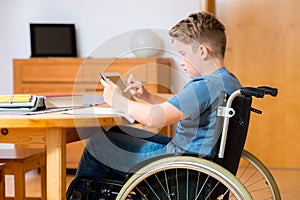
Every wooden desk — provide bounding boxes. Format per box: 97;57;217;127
13;57;172;168
0;111;129;200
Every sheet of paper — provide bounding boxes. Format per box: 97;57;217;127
63;107;135;123
0;107;77;115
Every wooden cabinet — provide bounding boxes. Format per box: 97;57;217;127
14;58;172;95
13;57;173;168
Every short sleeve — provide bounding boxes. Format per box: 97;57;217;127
167;79;211;120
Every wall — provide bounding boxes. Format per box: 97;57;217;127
217;0;300;168
0;0;200;94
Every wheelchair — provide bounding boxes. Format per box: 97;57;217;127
67;86;281;200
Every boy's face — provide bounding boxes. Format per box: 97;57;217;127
176;40;202;79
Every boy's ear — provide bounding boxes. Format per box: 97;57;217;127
199;44;209;59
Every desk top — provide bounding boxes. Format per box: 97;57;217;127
0;110;129;129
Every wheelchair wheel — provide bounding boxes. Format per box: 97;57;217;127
117;156;252;200
237;150;281;199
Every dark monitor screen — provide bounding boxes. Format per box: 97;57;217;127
30;23;77;57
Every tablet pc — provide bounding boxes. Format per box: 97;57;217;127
100;72;133;100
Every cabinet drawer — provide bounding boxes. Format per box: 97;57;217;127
21;63;80;83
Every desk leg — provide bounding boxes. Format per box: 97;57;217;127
46;128;66;200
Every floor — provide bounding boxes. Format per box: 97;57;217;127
4;168;300;199
270;168;300;199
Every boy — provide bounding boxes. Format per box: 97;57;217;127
71;11;241;198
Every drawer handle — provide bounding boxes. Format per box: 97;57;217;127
1;128;9;135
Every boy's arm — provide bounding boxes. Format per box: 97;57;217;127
135;88;171;104
101;79;183;127
124;97;186;127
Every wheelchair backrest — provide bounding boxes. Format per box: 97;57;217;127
214;94;252;175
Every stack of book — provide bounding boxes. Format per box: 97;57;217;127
0;94;105;113
0;94;46;112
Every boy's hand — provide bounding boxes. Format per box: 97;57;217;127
124;74;147;99
100;79;124;107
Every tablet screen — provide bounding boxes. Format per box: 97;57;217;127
101;72;133;100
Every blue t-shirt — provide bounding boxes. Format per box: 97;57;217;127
166;67;242;156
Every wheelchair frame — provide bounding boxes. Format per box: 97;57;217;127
67;86;281;200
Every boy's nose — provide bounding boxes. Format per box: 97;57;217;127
180;58;186;66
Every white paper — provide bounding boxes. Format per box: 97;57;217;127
63;107;135;123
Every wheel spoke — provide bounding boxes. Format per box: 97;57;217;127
204;181;219;200
186;169;189;200
154;173;171;199
238;150;282;200
144;179;160;199
176;169;179;200
135;186;149;200
195;175;209;199
194;172;201;199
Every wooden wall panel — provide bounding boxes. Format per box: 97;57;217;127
216;0;300;168
200;0;215;14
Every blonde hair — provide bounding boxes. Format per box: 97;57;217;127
169;12;226;58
